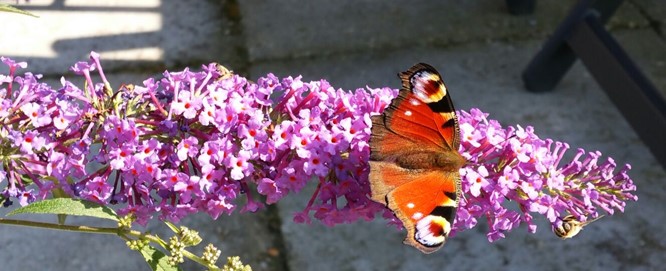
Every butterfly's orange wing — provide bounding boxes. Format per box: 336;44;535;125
369;63;464;254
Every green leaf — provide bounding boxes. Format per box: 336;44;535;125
6;198;119;221
139;245;182;271
0;4;38;17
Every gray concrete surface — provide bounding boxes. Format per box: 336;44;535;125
1;0;665;270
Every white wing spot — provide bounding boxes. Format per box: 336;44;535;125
414;90;431;103
410;99;420;106
407;203;415;209
404;110;412;116
412;212;423;220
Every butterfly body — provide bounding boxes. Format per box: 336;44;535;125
369;63;464;254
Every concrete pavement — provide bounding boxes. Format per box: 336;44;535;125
1;0;665;270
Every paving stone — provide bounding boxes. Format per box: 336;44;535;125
251;31;666;270
240;0;648;62
0;0;241;74
630;0;666;33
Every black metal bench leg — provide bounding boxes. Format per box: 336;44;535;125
570;13;666;167
521;0;666;168
521;0;624;92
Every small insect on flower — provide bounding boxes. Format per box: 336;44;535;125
214;63;234;81
554;215;604;239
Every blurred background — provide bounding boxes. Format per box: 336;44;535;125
1;0;665;270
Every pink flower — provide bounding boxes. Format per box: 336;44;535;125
177;136;199;162
464;166;491;197
227;150;252;181
20;102;52;128
257;178;283;204
171;90;202;119
80;176;113;204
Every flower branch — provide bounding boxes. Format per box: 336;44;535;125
0;52;637;268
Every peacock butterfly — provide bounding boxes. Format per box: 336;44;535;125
369;63;465;254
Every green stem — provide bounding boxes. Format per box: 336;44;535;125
183;249;220;271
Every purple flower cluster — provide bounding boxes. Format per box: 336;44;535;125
454;109;638;241
0;53;393;226
0;53;637;241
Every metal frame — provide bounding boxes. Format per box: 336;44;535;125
521;0;666;168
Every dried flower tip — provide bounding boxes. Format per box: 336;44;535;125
168;235;184;251
126;238;149;250
167;253;185;266
202;244;222;266
554;215;604;239
118;214;135;229
215;63;234;81
126;240;139;250
178;226;202;247
167;235;185;265
222;256;252;271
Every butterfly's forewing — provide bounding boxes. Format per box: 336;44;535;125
369;63;464;253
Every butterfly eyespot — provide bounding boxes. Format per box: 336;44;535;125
415;215;450;247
